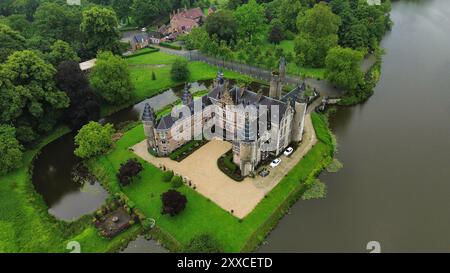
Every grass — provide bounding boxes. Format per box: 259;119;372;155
0;126;143;253
88;112;335;252
102;51;253;116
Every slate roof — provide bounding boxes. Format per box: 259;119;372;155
141;103;155;122
208;85;289;123
133;33;148;44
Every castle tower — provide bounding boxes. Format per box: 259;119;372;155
142;103;157;150
181;83;193;105
234;113;258;176
268;57;286;100
291;102;307;142
214;70;225;87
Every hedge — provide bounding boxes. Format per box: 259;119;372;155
124;47;160;59
159;42;182;50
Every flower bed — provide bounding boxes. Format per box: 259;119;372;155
217;150;244;182
169;140;207;162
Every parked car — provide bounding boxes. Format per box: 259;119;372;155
270;158;281;168
284;147;294;156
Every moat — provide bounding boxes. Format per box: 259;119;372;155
260;0;450;252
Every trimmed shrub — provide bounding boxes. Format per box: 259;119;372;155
142;218;155;231
159;42;182;50
117;158;143;186
171;175;183;188
184;234;223;253
162;170;174;182
161;190;187;216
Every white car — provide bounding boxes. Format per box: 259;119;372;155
270;158;282;168
284;147;294;156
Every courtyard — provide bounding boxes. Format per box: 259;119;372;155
132;114;317;218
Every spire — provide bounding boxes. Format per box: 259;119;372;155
141;103;155;122
217;70;224;85
279;56;286;82
181;83;193;105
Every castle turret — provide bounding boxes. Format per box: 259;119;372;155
181;83;193;105
214;70;225;87
234;113;258;176
142;103;157;150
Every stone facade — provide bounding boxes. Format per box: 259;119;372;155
142;62;307;176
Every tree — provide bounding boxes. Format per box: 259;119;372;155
1;14;32;37
278;0;303;33
341;22;369;50
10;0;39;20
162;170;174;182
233;0;265;41
325;46;364;91
90;51;133;104
227;0;245;10
0;23;25;62
0;50;69;143
112;0;132;23
117;158;143;186
131;0;161;27
294;2;341;67
170;59;190;82
0;124;23;175
184;27;210;50
170;175;183;188
47;40;80;67
161;189;187;216
205;10;238;43
80;6;121;56
184;234;223;253
268;24;284;44
74;121;115;158
33;2;82;46
56;60;100;129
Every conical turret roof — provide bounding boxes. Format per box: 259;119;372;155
142;103;156;122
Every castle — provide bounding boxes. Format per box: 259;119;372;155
142;58;307;176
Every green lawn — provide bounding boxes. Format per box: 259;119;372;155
103;51;253;116
88;112;334;252
126;51;181;66
0;127;143;253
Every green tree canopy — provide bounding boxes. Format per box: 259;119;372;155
325;46;364;91
0;124;23;175
74;121;115;158
0;23;25;62
170;58;190;82
0;50;69;143
47;40;80;67
294;2;341;67
131;0;161;27
89;51;133;104
80;6;121;56
205;10;238;43
34;2;82;46
112;0;132;23
233;0;265;41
